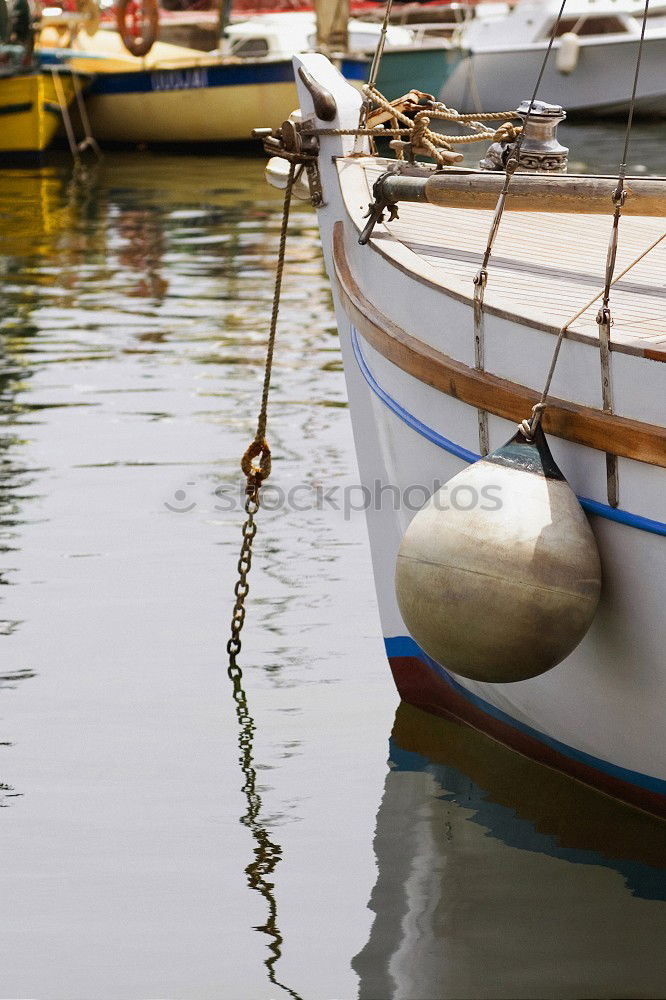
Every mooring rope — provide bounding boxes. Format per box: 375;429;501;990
227;162;295;668
297;85;522;168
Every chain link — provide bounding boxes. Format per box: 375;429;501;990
227;493;259;672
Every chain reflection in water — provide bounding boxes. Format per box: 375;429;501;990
227;663;303;1000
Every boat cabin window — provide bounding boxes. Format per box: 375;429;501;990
544;15;629;37
230;36;270;57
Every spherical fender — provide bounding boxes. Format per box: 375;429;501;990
395;427;601;683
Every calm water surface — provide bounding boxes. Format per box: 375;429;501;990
0;130;665;1000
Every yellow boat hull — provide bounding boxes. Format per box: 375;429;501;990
86;77;298;143
64;43;367;144
0;72;79;155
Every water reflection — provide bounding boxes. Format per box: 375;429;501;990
227;661;303;1000
355;702;666;999
0;305;37;802
1;139;665;996
0;151;349;997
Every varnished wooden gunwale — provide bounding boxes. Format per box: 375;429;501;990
419;172;666;217
333;222;666;470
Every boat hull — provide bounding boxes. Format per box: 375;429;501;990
293;54;666;819
374;46;461;102
83;58;367;144
440;36;666;117
336;297;666;819
0;71;78;156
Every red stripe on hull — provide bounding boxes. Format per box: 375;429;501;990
389;655;666;821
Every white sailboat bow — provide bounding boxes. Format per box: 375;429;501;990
274;51;666;818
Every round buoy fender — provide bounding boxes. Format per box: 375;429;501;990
556;32;581;74
116;0;158;57
395;427;601;683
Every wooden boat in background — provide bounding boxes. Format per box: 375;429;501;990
0;0;84;158
0;67;82;158
41;27;339;144
36;0;460;143
282;53;666;818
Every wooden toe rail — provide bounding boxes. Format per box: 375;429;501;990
333;222;666;470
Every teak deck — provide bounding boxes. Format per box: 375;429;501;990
342;160;666;361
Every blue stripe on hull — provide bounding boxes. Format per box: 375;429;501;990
386;635;666;797
350;326;666;537
89;57;367;97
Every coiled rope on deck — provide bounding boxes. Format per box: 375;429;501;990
307;84;522;166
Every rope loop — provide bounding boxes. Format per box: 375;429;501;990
523;402;547;439
492;122;522;144
519;402;548;440
241;436;272;496
411;110;430;144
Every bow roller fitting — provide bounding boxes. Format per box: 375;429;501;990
394;426;601;683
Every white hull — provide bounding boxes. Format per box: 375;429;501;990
293;55;666;817
441;35;666;116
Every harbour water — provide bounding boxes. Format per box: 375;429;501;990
0;127;665;999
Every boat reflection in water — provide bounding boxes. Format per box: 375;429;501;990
354;702;666;1000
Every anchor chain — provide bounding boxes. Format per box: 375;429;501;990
226;162;296;672
224;164;303;999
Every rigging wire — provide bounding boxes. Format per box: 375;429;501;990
357;0;395;147
472;0;568;453
522;0;654;444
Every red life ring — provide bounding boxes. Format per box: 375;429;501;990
115;0;158;57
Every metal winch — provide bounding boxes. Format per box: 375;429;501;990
480;99;569;174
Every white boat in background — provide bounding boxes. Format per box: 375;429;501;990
267;53;666;819
224;11;460;99
440;0;666;115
